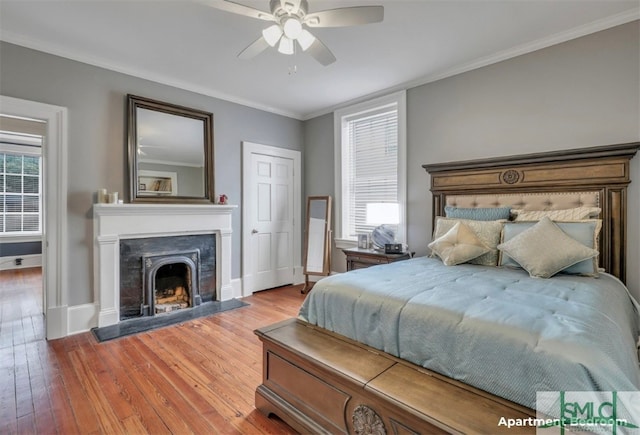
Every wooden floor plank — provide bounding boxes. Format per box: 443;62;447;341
0;268;303;434
94;340;172;435
67;349;127;434
135;332;242;433
16;411;36;434
0;345;17;424
47;371;82;434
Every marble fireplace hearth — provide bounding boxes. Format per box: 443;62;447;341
93;203;235;328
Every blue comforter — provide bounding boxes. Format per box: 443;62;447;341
299;257;640;409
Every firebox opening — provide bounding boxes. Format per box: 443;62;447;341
155;263;191;314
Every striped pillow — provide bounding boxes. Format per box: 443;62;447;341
512;206;600;221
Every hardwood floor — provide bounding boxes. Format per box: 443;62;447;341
1;268;305;434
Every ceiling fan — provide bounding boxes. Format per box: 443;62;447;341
208;0;384;66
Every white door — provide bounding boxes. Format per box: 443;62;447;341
248;152;295;291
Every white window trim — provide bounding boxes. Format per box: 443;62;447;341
333;90;407;249
0;234;42;243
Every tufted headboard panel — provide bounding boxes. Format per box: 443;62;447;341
445;191;599;211
423;143;639;282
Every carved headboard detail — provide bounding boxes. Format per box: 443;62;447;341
422;143;639;283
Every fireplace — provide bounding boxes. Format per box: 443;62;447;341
146;250;202;316
119;234;215;320
93;203;235;328
143;250;200;316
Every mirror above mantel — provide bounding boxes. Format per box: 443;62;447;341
127;94;215;204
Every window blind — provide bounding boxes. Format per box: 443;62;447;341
343;106;398;238
0;132;42;235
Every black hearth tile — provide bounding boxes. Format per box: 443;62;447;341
91;299;248;342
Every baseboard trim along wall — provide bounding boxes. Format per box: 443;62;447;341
0;254;42;271
231;278;242;299
67;303;99;336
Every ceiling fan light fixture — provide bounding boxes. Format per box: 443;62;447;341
278;36;294;55
283;18;302;39
211;0;384;66
262;24;283;46
297;29;315;51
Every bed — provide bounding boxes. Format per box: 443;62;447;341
254;143;640;434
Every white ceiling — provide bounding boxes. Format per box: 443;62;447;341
1;0;638;120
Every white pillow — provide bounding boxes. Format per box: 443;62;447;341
428;222;490;266
432;217;504;266
512;206;601;221
497;217;598;278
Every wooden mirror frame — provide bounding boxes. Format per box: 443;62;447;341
302;196;332;293
127;94;215;204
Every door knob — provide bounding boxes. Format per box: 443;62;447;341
251;229;258;234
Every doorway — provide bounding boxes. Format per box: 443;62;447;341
0;115;46;337
0;95;68;340
242;142;302;295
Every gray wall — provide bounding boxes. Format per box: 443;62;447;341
305;22;640;299
0;42;303;306
303;113;339;264
0;241;42;257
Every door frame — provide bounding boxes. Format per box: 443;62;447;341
241;141;302;296
1;95;69;339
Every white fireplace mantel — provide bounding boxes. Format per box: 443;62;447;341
93;203;236;327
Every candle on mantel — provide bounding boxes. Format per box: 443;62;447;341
98;188;108;203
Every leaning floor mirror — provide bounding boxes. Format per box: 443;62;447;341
127;94;214;203
302;196;332;293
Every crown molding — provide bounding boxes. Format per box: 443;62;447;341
300;8;639;120
0;30;302;120
2;7;637;122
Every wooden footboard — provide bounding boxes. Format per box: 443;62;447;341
255;318;535;434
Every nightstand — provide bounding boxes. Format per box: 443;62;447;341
343;247;413;271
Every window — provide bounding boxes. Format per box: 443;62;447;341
0;131;43;236
334;91;406;248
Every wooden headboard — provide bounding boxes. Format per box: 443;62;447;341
422;143;639;283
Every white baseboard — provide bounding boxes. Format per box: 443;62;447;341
293;266;304;285
231;278;243;299
98;306;119;328
0;254;42;271
67;303;99;335
45;305;68;340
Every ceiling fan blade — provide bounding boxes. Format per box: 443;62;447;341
206;0;275;21
304;6;384;27
238;36;271;59
306;38;336;66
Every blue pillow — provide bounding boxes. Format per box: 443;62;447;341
444;206;511;221
500;220;600;276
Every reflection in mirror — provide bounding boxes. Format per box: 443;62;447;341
127;95;214;203
137;108;205;197
302;196;332;293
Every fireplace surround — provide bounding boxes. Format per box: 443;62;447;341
93;203;235;328
119;233;215;319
